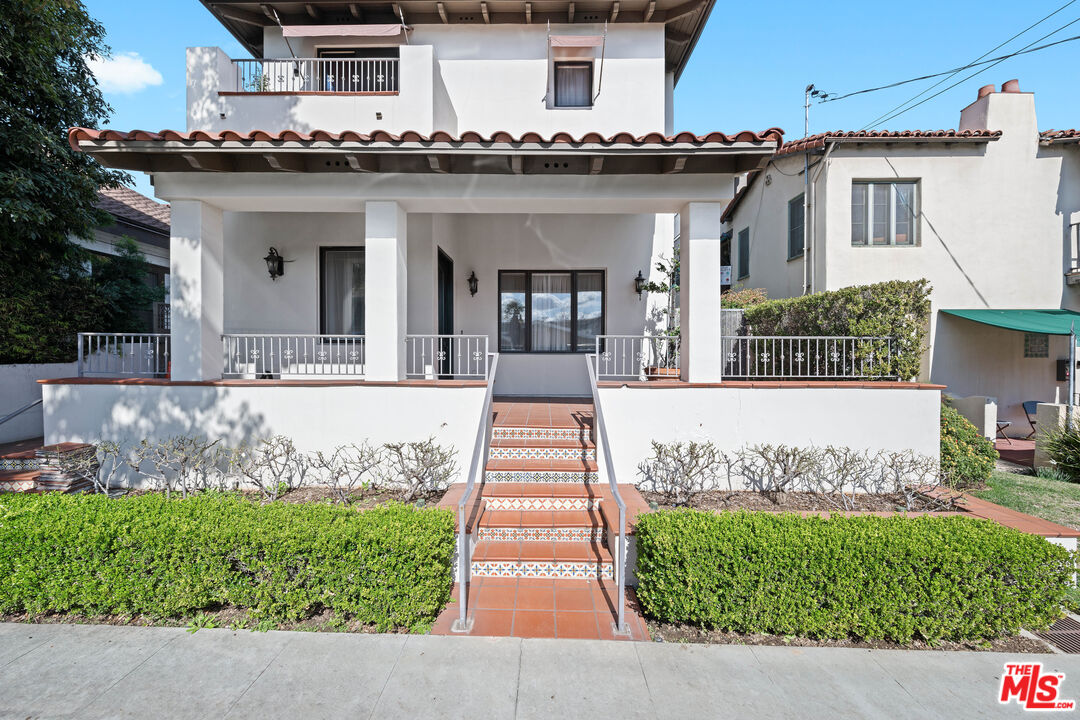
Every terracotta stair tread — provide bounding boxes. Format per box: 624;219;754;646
478;509;603;529
485;459;599;472
0;470;41;480
480;482;601;498
0;450;39;460
473;540;613;563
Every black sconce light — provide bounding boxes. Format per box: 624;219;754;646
467;271;479;297
634;270;647;296
264;247;285;281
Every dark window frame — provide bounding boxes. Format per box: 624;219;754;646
498;269;606;353
737;228;750;280
319;246;366;336
553;61;594;108
788;193;805;261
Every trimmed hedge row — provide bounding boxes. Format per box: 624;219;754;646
741;279;931;380
0;493;455;630
635;510;1073;642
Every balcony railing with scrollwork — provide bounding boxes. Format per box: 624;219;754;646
723;335;897;379
222;334;365;378
594;335;681;381
77;333;170;377
231;58;399;94
405;335;489;379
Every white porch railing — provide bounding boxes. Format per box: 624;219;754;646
222;334;365;378
77;333;170;377
594;335;681;380
232;58;399;93
723;335;897;379
406;335;489;379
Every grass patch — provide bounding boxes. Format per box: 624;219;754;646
972;471;1080;530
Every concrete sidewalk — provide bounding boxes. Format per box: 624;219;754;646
1;623;1077;719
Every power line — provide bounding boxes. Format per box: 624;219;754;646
820;33;1080;104
860;1;1078;129
868;14;1080;129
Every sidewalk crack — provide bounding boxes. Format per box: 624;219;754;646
633;641;660;719
366;634;409;720
223;635;293;718
512;638;524;719
72;629;183;715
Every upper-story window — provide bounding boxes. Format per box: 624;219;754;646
554;62;593;108
737;227;750;279
317;47;399;93
851;181;918;246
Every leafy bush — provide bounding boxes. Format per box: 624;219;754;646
0;493;455;629
720;287;768;309
741;279;931;380
1042;424;1080;483
635;510;1073;642
940;403;997;486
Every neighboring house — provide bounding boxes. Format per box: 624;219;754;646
75;186;172;333
722;80;1080;434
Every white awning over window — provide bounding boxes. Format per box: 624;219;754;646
549;34;604;47
282;24;406;37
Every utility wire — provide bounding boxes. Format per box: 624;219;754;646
860;1;1077;129
867;14;1080;129
820;33;1080;104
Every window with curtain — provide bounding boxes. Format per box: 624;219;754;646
737;228;750;279
498;270;605;352
554;62;592;108
788;194;804;260
851;181;918;246
320;247;365;334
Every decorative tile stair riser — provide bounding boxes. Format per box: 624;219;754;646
485;497;596;511
0;477;37;493
478;526;606;542
484;470;599;483
488;446;596;461
0;457;40;471
491;426;593;442
470;560;614;580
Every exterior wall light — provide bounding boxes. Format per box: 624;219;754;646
634;270;647;296
264;247;285;280
467;271;479;296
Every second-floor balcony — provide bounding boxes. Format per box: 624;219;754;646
229;57;400;95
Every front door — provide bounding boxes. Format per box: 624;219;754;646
437;249;454;377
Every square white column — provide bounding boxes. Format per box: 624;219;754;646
169;200;224;381
364;201;408;381
678;202;725;382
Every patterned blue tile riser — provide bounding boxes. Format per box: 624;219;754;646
478;526;606;542
484;470;599;483
485;497;596;511
491;426;593;442
488;446;596;461
471;560;614;580
0;458;40;471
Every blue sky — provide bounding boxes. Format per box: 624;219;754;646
86;0;1080;198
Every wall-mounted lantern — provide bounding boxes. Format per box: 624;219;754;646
467;271;479;297
264;247;285;281
634;270;647;296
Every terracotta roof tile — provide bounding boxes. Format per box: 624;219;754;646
68;127;786;151
95;185;170;234
1041;129;1080;143
775;129;1002;157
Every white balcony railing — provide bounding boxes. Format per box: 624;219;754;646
232;58;399;94
405;335;489;379
723;335;897;379
595;335;681;381
222;334;365;378
77;333;170;377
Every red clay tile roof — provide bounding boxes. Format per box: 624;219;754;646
96;185;170;235
775;129;1002;157
1041;129;1080;143
68;127;785;151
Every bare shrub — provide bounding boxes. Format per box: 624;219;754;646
636;440;726;506
740;444;823;501
236;436;311;501
56;442;120;494
381;438;458;502
311;442;382;502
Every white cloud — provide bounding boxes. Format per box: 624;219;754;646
86;52;163;94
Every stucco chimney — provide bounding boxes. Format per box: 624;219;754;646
977;84;995;99
1001;78;1021;93
958;78;1037;150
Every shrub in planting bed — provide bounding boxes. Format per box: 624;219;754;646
0;493;455;630
635;509;1073;642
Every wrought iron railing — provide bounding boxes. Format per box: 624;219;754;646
723;335;896;379
452;353;499;633
222;334;365;378
594;335;681;380
405;335;489;379
154;302;170;333
77;333;170;377
232;58;399;93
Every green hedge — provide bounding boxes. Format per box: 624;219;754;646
635;510;1073;642
0;493;455;630
941;402;998;485
741;279;931;380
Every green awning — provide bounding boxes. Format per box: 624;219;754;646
940;308;1080;336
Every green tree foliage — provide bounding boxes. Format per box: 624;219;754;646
0;0;131;363
93;237;165;332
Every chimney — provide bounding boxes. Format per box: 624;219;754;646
958;79;1036;141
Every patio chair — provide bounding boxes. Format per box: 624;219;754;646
1022;401;1039;439
995;420;1012;444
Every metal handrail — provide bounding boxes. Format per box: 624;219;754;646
222;333;365;378
77;333;171;377
722;334;896;379
0;398;42;428
586;353;629;634
231;57;400;93
452;352;500;633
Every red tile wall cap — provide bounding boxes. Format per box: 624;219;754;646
68;126;786;151
1041;129;1080;142
775;129;1002;157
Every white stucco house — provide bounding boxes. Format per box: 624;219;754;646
722;80;1080;435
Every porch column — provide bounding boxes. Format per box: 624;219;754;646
679;202;725;382
364;201;408;381
169;200;224;381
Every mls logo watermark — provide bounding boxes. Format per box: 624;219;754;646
999;663;1075;711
